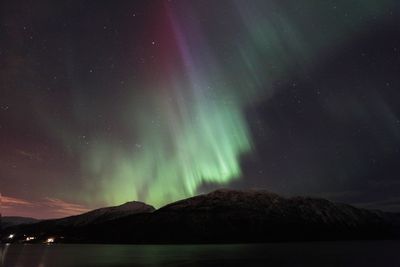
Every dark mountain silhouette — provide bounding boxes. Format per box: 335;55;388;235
1;216;40;228
49;201;155;227
1;201;155;242
2;190;400;244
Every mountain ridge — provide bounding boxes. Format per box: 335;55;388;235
48;201;155;227
1;216;41;229
2;189;399;244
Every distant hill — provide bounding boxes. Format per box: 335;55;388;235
1;201;155;242
1;216;40;228
2;190;400;244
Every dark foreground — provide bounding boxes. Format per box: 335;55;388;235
1;241;400;267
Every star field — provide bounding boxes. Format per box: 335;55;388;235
1;0;400;218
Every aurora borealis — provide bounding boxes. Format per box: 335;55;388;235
1;0;400;218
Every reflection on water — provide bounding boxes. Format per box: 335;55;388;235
1;241;400;267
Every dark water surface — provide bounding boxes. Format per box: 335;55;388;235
1;241;399;267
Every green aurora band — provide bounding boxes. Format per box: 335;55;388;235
42;0;394;207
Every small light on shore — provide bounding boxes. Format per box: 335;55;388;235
46;237;55;244
26;236;35;241
8;234;15;239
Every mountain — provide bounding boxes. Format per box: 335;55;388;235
3;190;400;244
1;201;155;242
1;216;40;228
49;201;155;227
84;189;398;243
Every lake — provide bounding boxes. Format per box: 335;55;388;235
1;241;400;267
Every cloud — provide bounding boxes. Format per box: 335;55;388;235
1;195;36;208
353;197;400;212
41;197;90;216
15;149;42;161
1;194;90;218
310;190;362;201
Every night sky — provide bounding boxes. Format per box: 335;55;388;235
1;0;400;219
